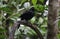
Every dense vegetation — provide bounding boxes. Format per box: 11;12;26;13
0;0;60;39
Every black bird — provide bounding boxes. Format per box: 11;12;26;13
18;7;35;28
20;7;35;21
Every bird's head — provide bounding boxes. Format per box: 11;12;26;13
29;7;35;12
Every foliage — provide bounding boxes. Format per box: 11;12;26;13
0;28;6;39
0;0;60;39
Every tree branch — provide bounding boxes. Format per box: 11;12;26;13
9;20;44;39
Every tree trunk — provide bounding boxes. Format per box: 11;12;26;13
47;0;59;39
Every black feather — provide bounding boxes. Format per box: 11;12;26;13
20;7;35;21
18;7;35;28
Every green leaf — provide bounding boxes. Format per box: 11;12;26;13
58;20;60;26
34;4;45;12
32;0;37;5
0;35;5;39
31;17;36;23
20;0;26;5
39;0;44;3
57;34;60;39
0;7;12;12
0;28;5;33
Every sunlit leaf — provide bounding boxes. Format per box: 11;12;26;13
32;0;37;5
